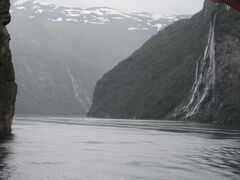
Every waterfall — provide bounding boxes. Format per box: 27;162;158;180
66;68;90;112
185;14;217;118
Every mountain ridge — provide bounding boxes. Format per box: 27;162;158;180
12;1;186;30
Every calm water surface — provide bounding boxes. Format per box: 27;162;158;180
0;116;240;180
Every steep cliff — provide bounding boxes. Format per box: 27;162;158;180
88;0;240;125
182;3;240;124
0;0;17;134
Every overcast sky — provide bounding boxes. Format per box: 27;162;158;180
15;0;205;15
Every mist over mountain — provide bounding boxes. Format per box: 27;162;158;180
9;0;187;115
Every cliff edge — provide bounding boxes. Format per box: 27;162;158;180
0;0;17;135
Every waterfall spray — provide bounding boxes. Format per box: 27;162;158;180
185;14;217;118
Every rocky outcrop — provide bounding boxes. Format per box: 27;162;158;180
0;0;17;134
203;0;216;16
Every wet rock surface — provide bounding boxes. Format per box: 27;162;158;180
0;0;17;134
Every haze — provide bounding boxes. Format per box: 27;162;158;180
15;0;205;15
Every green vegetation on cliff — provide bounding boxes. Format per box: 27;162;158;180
88;2;240;124
88;11;212;119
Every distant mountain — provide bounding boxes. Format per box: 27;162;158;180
9;0;187;115
88;0;240;125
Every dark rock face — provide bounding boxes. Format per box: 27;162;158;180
0;0;11;25
214;36;240;123
0;0;17;134
203;0;216;16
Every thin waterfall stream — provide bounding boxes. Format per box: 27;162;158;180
185;14;217;117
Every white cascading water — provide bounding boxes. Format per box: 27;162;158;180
66;68;90;112
185;14;217;118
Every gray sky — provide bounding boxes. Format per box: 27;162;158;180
16;0;205;15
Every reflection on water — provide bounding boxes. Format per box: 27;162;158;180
191;147;240;176
0;135;14;180
0;116;239;180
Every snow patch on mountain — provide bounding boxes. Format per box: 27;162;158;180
154;24;163;31
66;18;78;22
48;17;63;22
12;0;188;31
16;6;26;10
13;0;29;5
128;27;148;31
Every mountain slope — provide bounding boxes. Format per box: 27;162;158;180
9;0;186;115
88;0;240;124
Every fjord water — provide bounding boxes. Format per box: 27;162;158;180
0;117;240;180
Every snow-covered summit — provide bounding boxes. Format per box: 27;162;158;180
12;0;188;31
